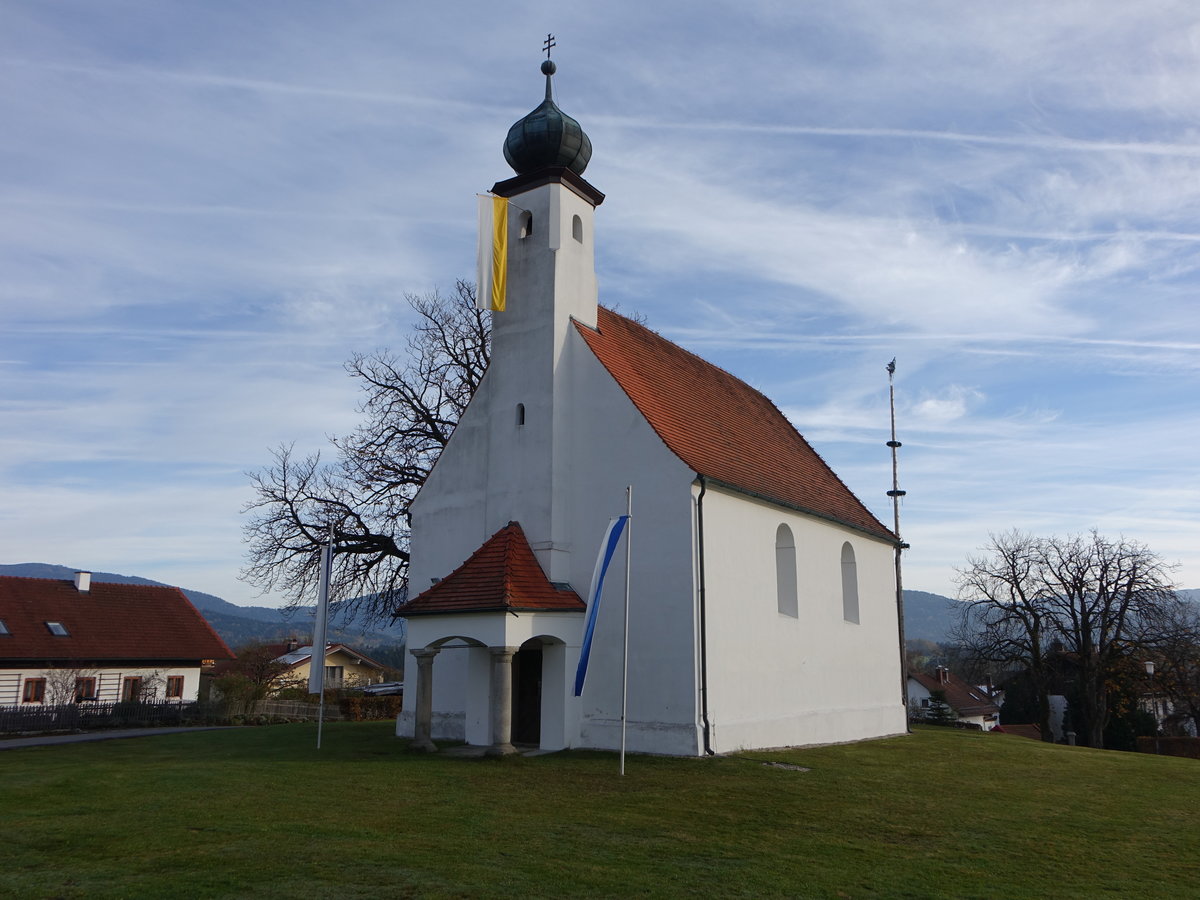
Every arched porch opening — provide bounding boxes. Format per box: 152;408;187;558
512;638;544;746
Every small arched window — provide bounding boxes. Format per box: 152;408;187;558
841;542;860;624
519;210;533;239
775;524;798;618
572;214;583;243
516;403;525;427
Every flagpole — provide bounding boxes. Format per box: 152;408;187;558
620;485;632;776
314;524;333;750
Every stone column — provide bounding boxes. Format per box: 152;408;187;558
411;648;439;753
486;646;518;756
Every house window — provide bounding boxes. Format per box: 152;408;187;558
516;403;525;426
324;665;345;687
23;678;46;703
166;676;185;699
572;214;583;243
519;210;533;238
122;677;144;701
841;542;860;624
0;619;9;635
46;621;69;636
775;524;798;617
74;677;97;702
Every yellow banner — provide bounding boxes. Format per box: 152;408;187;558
489;195;508;311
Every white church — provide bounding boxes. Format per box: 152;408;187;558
395;58;907;756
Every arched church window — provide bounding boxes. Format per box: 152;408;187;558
516;403;526;426
572;214;583;243
841;542;860;624
519;210;533;239
775;524;798;618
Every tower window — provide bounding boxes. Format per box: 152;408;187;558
519;210;533;238
572;214;583;243
516;403;525;426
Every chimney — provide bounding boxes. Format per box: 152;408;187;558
286;637;299;652
74;571;91;593
936;666;949;685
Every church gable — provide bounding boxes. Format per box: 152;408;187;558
400;521;585;617
575;307;893;542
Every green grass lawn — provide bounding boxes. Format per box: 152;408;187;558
1;724;1196;899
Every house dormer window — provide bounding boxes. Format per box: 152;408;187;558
45;621;69;637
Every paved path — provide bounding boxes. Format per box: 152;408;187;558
0;727;229;750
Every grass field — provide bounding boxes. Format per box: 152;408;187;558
1;724;1197;899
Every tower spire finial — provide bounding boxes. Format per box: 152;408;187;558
541;35;557;101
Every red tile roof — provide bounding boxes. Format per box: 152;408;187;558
0;576;234;663
992;723;1042;740
401;522;585;616
576;308;894;541
909;669;1001;717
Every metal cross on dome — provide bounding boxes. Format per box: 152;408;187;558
543;34;556;59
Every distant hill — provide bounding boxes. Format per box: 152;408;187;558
0;563;405;652
902;590;961;643
6;562;1190;653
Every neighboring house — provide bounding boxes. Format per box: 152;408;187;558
395;60;907;757
0;572;233;705
268;640;388;690
908;667;1001;731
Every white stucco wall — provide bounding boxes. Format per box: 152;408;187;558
699;486;907;752
400;322;702;755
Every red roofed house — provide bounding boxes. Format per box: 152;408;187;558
907;667;1001;731
395;59;907;756
0;573;233;706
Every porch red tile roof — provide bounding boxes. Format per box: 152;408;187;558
400;522;585;616
576;308;894;541
0;575;234;663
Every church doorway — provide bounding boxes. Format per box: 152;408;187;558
512;639;543;746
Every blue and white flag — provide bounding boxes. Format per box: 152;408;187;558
574;514;630;697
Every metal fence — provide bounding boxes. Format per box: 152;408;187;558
0;700;220;734
258;700;343;720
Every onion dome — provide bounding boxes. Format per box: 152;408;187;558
503;60;592;176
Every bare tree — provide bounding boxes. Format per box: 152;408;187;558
241;282;490;624
957;530;1181;748
1039;532;1178;748
214;642;294;714
955;531;1055;741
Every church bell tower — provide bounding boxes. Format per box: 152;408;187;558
481;56;604;582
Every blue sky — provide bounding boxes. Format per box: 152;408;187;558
3;1;1198;606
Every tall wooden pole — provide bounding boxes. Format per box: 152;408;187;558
887;360;910;728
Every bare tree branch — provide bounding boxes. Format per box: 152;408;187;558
955;529;1182;748
240;282;490;625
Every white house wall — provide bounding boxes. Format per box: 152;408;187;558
0;664;204;704
699;486;906;752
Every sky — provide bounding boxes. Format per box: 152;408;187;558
3;1;1199;608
